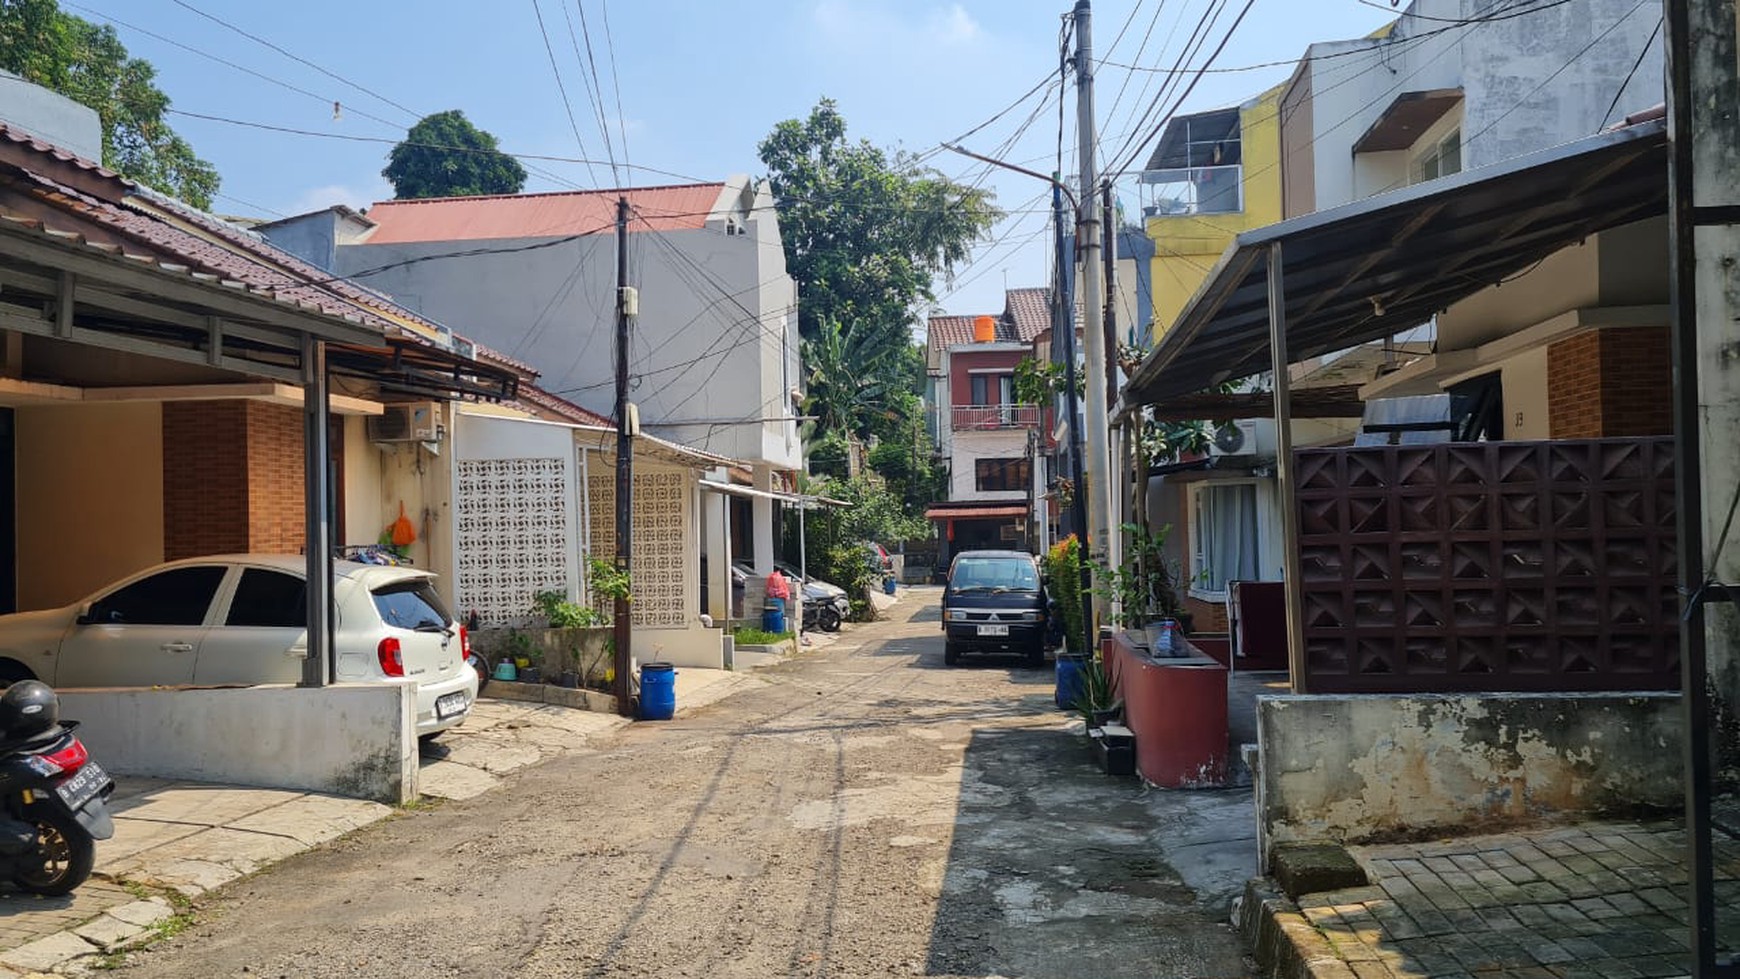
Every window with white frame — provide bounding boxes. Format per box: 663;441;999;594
1411;128;1462;184
1189;481;1261;598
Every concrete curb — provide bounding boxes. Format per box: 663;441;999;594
1236;879;1359;979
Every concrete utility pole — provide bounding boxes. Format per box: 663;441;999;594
1074;0;1116;629
1666;0;1740;973
612;196;634;717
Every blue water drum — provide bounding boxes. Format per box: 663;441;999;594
1055;653;1089;710
762;602;786;635
639;662;676;720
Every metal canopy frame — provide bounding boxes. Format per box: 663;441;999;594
1125;117;1669;406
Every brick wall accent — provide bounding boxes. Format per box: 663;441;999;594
1185;594;1229;634
1547;326;1672;438
162;401;307;560
163;401;250;560
244;402;305;553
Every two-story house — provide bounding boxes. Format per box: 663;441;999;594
259;179;801;582
924;288;1052;567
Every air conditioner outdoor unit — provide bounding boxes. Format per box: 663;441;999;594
367;402;443;443
1208;418;1274;458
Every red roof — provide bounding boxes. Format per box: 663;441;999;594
928;288;1055;350
358;183;728;244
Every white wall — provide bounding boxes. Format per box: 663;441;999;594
1299;0;1662;213
949;430;1031;501
17;403;164;610
59;683;418;804
333;182;800;471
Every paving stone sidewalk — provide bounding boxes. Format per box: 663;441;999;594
1281;819;1740;979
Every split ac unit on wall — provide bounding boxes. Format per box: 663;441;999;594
367;402;444;443
1208;418;1275;458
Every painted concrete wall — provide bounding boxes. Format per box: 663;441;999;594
1148;85;1286;340
947;347;1027;407
1294;0;1662;214
1255;693;1682;851
949;430;1030;501
59;683;419;804
0;71;101;163
1500;346;1551;440
16;403;163;610
327;182;800;471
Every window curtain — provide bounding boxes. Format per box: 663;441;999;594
1203;484;1259;592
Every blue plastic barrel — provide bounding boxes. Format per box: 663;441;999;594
639;662;676;720
883;577;897;595
1055;653;1089;710
762;602;786;634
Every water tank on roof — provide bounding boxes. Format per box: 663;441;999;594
973;315;996;343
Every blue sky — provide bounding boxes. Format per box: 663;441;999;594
70;0;1394;320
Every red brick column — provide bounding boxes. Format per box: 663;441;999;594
1547;326;1672;438
162;401;307;559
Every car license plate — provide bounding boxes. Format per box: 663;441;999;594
977;624;1010;637
54;762;107;811
436;692;469;720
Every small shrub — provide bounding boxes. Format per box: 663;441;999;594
534;591;602;629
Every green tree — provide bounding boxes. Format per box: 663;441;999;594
384;110;526;200
758;98;1001;350
0;0;219;208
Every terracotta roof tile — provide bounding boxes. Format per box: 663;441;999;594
928;287;1056;350
358;183;728;245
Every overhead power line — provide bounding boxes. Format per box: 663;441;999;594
530;0;600;186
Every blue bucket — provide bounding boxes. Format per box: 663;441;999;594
762;602;786;635
1055;653;1089;710
639;662;676;720
883;577;897;596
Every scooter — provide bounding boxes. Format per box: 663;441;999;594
0;681;114;895
801;591;846;633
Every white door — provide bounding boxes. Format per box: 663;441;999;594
54;565;229;687
195;568;309;686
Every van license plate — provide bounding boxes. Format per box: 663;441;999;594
436;692;469;719
977;624;1010;637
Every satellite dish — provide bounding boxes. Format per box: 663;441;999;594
1213;422;1247;455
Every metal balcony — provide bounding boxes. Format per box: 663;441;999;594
951;404;1040;431
1139;164;1244;217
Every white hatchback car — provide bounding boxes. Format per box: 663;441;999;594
0;555;477;736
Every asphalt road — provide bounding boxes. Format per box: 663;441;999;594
114;588;1256;979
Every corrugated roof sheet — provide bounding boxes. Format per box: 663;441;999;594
358;183;728;245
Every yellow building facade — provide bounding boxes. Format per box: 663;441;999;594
1142;84;1286;343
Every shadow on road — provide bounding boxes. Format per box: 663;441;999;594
922;726;1256;978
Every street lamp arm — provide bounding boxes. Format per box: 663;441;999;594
941;143;1079;213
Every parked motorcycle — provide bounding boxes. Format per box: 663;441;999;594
801;592;846;633
0;681;114;895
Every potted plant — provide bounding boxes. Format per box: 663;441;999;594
1097;522;1191;648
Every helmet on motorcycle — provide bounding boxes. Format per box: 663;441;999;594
0;681;58;741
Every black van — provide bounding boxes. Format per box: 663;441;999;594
940;550;1049;667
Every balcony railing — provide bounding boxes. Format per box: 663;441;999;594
951;404;1040;431
1139;164;1243;217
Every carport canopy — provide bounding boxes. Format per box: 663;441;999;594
1123;116;1668;405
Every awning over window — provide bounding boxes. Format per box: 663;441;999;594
1124;117;1667;406
925;505;1028;521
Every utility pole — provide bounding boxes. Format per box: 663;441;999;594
1074;0;1115;634
1053;182;1093;659
1102;177;1125;589
612;196;634;717
1666;0;1740;973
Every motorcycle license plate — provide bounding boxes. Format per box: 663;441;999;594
977;624;1010;637
436;692;469;720
54;762;107;811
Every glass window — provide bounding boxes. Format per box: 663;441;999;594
225;569;307;628
88;566;226;626
951;557;1039;592
975;458;1030;492
970;375;990;406
1191;484;1261;595
371;579;452;631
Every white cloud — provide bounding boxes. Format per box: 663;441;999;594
811;1;985;49
927;4;982;45
277;180;390;217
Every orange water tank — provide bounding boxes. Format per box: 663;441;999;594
972;315;996;343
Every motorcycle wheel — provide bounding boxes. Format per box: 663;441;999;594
14;807;94;896
817;605;842;633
